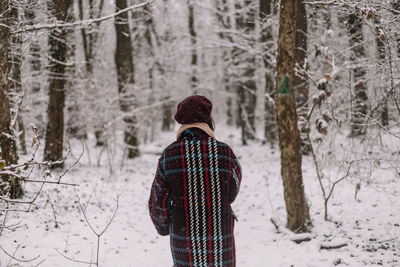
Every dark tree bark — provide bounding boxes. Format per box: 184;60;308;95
0;1;23;198
160;0;174;132
114;0;139;158
275;0;310;232
236;0;257;145
260;0;277;147
43;0;73;167
294;1;311;155
347;14;369;137
188;1;198;92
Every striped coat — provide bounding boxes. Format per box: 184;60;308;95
149;128;242;267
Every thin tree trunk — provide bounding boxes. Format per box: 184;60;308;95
25;0;45;137
44;0;73;167
9;4;27;154
375;22;388;126
275;0;310;232
260;0;277;147
114;0;139;158
74;0;104;144
294;1;310;154
188;2;198;92
0;1;23;198
236;0;257;145
394;1;400;57
347;14;369;137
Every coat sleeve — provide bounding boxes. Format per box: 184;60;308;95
148;153;171;236
228;149;242;203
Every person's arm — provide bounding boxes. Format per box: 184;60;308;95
148;154;171;236
229;149;242;203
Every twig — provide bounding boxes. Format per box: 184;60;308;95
0;243;40;263
56;249;93;265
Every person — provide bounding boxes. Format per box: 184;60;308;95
149;95;242;267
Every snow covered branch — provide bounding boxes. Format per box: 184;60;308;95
13;0;154;34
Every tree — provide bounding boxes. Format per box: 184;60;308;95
275;0;310;232
71;0;105;144
114;0;139;158
294;1;310;155
188;0;198;92
0;0;23;198
260;0;277;146
9;3;27;154
236;0;257;145
43;0;73;167
375;20;388;126
347;14;369;137
25;0;45;137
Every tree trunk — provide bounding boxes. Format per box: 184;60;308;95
348;14;369;137
394;1;400;58
114;0;139;158
74;0;104;144
44;0;73;167
260;0;277;147
0;1;23;199
188;2;198;92
275;0;310;232
9;4;27;154
236;0;257;145
25;0;45;137
294;1;311;154
375;22;388;126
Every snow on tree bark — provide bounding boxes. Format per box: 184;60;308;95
347;14;369;137
43;0;73;167
0;0;23;198
114;0;139;158
275;0;310;232
260;0;277;147
236;0;257;145
294;1;311;155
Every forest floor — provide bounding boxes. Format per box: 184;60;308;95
1;126;399;267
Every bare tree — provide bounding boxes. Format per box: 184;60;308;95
114;0;139;158
9;2;27;154
347;14;369;137
260;0;277;146
294;1;311;155
375;20;388;126
25;0;45;137
43;0;74;167
236;0;257;145
275;0;310;232
70;0;105;144
188;0;198;92
0;0;23;198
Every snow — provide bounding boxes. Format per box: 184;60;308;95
1;126;399;266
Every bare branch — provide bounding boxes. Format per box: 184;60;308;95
13;0;154;34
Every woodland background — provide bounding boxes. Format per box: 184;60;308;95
0;0;400;266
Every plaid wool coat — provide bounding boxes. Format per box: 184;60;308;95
149;128;242;267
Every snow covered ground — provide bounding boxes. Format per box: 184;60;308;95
1;126;399;266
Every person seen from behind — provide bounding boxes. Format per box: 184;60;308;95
149;95;242;267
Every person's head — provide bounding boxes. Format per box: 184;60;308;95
174;95;215;130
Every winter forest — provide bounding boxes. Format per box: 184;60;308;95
0;0;400;266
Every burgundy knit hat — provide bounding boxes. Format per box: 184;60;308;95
174;95;213;124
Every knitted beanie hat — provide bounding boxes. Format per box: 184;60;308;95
174;95;213;124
